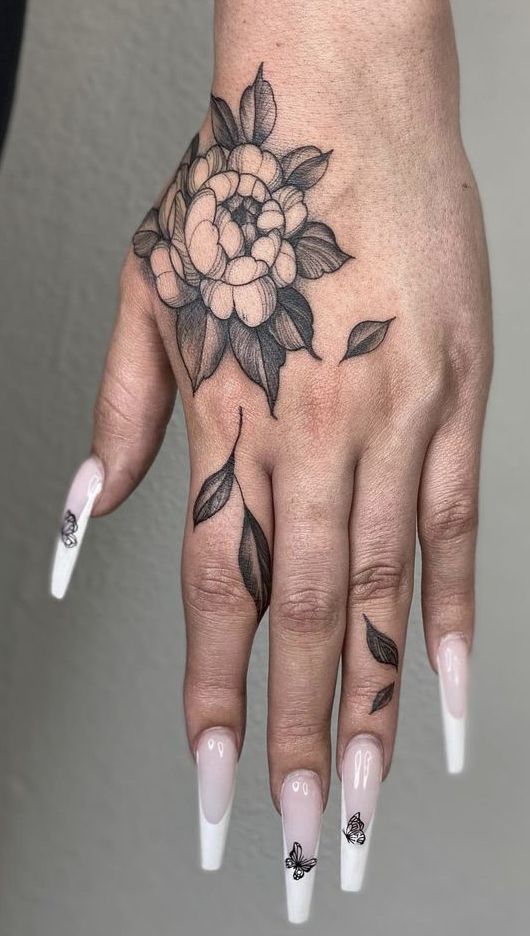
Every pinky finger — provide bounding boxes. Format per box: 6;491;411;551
418;406;485;773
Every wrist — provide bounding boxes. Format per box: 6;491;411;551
213;1;462;160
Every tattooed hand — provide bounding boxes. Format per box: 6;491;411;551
51;0;492;921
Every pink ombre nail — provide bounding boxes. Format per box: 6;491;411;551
50;456;104;600
196;728;237;871
437;634;468;773
340;735;383;892
281;770;322;924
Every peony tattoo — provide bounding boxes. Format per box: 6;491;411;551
132;64;353;415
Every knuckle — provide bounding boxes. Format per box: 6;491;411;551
269;718;328;755
185;670;243;703
422;496;478;545
349;559;411;602
184;563;247;617
342;678;397;714
275;584;340;637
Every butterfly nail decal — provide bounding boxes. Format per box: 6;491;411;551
285;841;318;880
343;812;366;846
61;510;78;548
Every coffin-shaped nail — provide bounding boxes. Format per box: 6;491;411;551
50;456;104;600
340;735;383;892
437;634;468;774
196;727;237;871
281;770;322;925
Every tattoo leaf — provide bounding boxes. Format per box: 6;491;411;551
365;615;399;669
342;319;394;360
182;132;200;166
370;682;395;714
176;300;228;392
132;208;161;258
268;287;320;358
282;146;332;190
292;222;351;279
210;94;240;150
193;454;235;527
238;506;272;621
240;63;277;146
229;318;286;415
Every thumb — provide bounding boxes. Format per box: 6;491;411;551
51;254;176;598
91;254;176;516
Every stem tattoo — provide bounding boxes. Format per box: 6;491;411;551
192;408;272;620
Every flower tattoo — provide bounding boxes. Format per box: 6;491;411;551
132;64;352;414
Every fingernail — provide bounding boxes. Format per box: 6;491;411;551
340;735;383;892
281;770;322;925
196;727;238;871
50;456;104;600
437;634;468;774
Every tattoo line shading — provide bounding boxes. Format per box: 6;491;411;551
285;842;318;880
192;408;271;620
343;811;366;846
365;613;398;714
61;510;78;548
132;63;353;414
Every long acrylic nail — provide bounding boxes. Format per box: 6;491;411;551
50;456;104;600
340;735;383;892
437;634;468;774
196;728;237;871
281;770;322;925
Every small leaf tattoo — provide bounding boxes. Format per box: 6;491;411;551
370;682;395;714
365;614;399;669
192;455;235;527
342;318;395;361
238;506;272;620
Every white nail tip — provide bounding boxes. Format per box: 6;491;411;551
439;675;466;774
50;461;103;600
283;828;320;925
198;788;235;871
340;782;374;893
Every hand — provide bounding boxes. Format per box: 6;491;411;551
51;3;492;922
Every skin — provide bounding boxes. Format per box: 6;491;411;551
90;0;492;811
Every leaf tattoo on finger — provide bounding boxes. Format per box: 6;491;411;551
370;682;395;714
364;614;398;714
365;614;399;668
132;63;352;415
192;409;272;621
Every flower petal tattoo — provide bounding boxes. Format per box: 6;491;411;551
132;64;351;414
192;408;271;621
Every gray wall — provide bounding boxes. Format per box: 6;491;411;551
0;2;528;934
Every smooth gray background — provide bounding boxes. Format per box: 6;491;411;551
0;2;528;934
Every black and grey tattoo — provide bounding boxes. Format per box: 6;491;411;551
365;614;398;714
61;510;78;548
343;811;366;846
285;842;318;880
342;318;394;361
133;63;354;414
192;408;271;620
370;682;395;714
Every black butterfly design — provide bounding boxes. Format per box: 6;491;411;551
61;510;78;548
284;841;318;880
343;812;366;846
